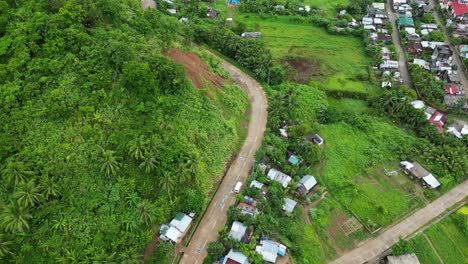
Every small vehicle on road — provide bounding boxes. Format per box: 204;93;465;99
233;181;242;193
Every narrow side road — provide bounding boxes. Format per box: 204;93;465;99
387;1;413;88
329;180;467;264
179;53;268;264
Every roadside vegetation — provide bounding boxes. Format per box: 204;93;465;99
0;0;248;262
197;0;466;262
392;206;468;264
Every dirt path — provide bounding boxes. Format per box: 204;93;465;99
179;52;267;264
142;225;158;260
429;0;468;99
303;190;328;225
329;180;468;264
422;233;445;264
387;1;413;88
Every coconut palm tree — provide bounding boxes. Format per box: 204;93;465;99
13;179;43;207
2;160;33;188
0;234;13;257
178;153;198;184
137;200;156;227
159;171;176;201
100;148;121;177
127;136;149;161
40;175;60;200
139;152;157;174
1;202;32;233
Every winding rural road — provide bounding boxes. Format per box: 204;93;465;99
330;180;467;264
179;54;268;264
387;1;413;88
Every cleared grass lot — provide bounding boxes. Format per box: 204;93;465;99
235;15;376;94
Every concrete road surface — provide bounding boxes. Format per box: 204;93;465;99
387;1;413;88
180;53;267;264
330;180;467;264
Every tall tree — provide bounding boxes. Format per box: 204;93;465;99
159;171;176;200
0;202;32;233
40;175;60;200
137;199;156;226
0;234;12;257
127;136;149;161
100;148;121;177
2;160;33;188
13;179;43;207
139;152;157;174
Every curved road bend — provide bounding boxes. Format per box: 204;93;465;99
180;54;268;264
387;1;414;88
330;180;467;264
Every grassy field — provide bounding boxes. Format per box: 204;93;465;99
409;207;468;264
319;121;420;228
234;15;376;93
303;0;350;17
295;224;329;264
425;218;467;263
411;235;440;264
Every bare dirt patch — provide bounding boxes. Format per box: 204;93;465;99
326;209;358;255
164;48;227;89
282;56;323;84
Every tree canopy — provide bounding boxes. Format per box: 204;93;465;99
0;0;248;261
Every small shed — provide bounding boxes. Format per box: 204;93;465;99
282;198;297;214
267;168;292;188
229;221;248;242
422;174;441;189
256;240;286;263
297;175;317;195
241;32;262;38
250;180;264;189
288;155;299;165
222;249;250;264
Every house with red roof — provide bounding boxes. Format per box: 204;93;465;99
448;0;468;22
444;84;459;95
429;112;448;133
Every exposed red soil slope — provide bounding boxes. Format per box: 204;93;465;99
164;48;226;89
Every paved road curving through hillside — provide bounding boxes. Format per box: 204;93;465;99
179;53;268;264
330;180;467;264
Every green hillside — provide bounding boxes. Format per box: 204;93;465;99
0;1;247;262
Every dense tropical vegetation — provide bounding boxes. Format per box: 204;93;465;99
0;0;249;261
